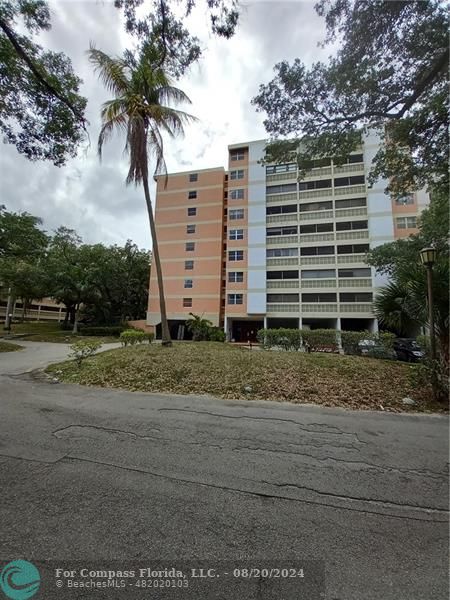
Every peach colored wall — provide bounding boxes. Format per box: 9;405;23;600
149;167;225;324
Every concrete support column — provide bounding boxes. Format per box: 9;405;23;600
371;319;379;333
336;317;343;353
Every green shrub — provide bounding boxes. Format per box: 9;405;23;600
302;329;338;352
120;329;153;347
69;339;103;367
340;330;368;355
79;326;124;337
207;327;226;342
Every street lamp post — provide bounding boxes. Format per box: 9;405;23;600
419;247;437;401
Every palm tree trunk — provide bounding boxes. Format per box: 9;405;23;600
142;175;172;346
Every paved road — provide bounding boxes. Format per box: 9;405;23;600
0;344;448;599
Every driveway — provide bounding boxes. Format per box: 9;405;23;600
0;344;448;599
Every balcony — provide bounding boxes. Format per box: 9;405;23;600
266;235;298;245
337;254;367;264
298;188;333;200
340;303;373;313
266;303;299;313
336;230;369;241
334;163;365;174
267;257;298;267
300;232;334;243
301;279;336;288
335;207;367;218
334;184;366;196
266;172;297;183
338;278;372;288
267;280;300;289
300;256;335;265
266;192;297;203
301;303;337;313
299;210;334;221
303;166;332;177
266;214;298;224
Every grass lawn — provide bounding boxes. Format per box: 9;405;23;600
0;340;24;352
46;342;440;412
7;322;119;344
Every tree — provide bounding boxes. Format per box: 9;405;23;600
0;0;87;165
368;190;449;362
252;0;448;197
0;206;48;329
185;313;213;341
114;0;239;77
89;42;196;346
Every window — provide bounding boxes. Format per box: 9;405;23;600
301;269;335;279
229;209;244;220
396;216;417;229
336;220;368;231
300;223;333;234
228;272;244;283
184;260;194;270
298;179;332;191
266;183;297;195
228;294;243;305
187;207;197;216
335;197;366;209
299;201;333;212
395;194;414;206
230;149;245;161
228;250;244;261
229;229;244;240
338;268;371;278
230;169;244;180
267;293;299;303
230;188;244;200
339;292;373;302
188;190;197;199
184;279;193;289
337;244;369;254
300;246;334;256
267;248;298;257
266;204;297;215
186;224;196;234
302;293;337;303
183;298;192;307
266;226;298;236
334;175;365;187
266;163;297;175
189;173;198;182
185;242;195;251
267;270;299;280
346;154;364;164
302;157;332;169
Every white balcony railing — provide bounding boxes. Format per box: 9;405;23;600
266;214;298;224
266;303;299;313
266;235;298;245
338;278;372;288
298;188;333;200
336;230;369;241
299;210;334;221
333;163;365;174
300;232;334;243
337;254;367;264
266;257;298;266
340;303;373;313
301;279;336;288
335;207;367;218
301;303;338;313
267;280;300;289
334;184;366;196
266;192;298;203
300;256;335;265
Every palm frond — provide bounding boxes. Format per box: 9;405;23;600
88;45;130;96
125;117;148;186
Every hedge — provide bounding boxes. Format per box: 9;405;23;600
79;326;125;337
257;328;396;357
120;329;154;346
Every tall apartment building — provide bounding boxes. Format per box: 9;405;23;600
147;130;429;341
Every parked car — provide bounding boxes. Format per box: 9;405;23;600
358;339;396;360
393;338;425;363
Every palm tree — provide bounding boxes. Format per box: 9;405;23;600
89;43;196;346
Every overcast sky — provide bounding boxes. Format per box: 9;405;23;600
0;0;330;250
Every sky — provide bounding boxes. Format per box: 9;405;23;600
0;0;331;250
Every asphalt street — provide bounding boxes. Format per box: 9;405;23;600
0;342;448;599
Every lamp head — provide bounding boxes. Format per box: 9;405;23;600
419;247;436;266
